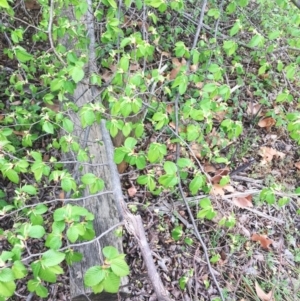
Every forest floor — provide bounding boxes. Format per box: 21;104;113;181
0;1;300;301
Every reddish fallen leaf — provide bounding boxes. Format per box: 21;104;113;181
127;186;137;197
255;281;275;301
258;117;276;128
232;195;253;208
251;233;273;250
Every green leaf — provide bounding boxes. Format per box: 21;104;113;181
0;0;10;8
14;46;32;62
65;250;83;265
21;185;37;195
177;158;193;168
171;225;183;241
42;250;65;267
53;207;66;221
158;174;178;187
62;119;74;133
81;173;96;184
71;66;85;83
6;169;19;184
45;233;62;250
189;175;204;195
12;261;27;279
124;137;137;149
35;283;48;298
110;257;130;277
0;281;16;297
33;204;48;215
61;177;74;192
163;161;177;174
39;266;57;283
114;148;127;164
0;268;14;282
42;121;54;134
103;246;119;259
67;225;79;243
28;225;45;239
84;266;105;287
103;272;120;293
200;198;212;208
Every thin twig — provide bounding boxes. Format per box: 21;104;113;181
21;222;123;264
48;0;66;65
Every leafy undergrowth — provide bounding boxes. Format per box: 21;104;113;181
0;0;300;300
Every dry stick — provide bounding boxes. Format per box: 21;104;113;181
121;200;174;301
173;1;225;300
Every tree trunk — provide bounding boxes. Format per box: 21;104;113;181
57;5;127;300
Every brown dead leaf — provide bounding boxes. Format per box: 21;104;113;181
45;103;60;112
251;233;273;250
13;131;25;137
59;191;65;200
210;184;234;196
295;162;300;169
166;104;173;114
101;69;113;83
255;282;274;301
129;63;140;71
258;146;285;164
25;0;40;10
161;51;170;57
210;168;230;184
190;143;202;159
213;111;226;122
128;186;137;197
117;161;128;174
258;117;276;128
10;101;22;106
204;164;216;173
43;154;50;162
169;58;186;80
247;102;262;116
232;195;253;208
190;64;198;72
195;82;204;89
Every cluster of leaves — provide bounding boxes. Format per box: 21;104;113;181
0;0;300;299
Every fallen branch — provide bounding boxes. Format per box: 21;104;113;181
121;200;174;301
